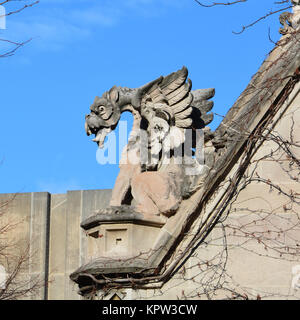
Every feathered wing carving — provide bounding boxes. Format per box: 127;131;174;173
138;66;214;163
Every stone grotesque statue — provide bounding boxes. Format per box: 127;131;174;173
279;0;300;34
85;67;214;220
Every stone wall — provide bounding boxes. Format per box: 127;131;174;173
0;189;111;300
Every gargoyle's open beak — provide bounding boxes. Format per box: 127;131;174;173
85;113;113;148
92;127;112;149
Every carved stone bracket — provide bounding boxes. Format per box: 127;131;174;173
71;206;166;295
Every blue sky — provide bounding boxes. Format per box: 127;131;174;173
0;0;288;194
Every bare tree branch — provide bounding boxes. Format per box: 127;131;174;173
193;0;247;7
0;38;31;57
193;0;296;34
0;196;45;300
233;5;293;34
0;0;39;58
0;0;39;18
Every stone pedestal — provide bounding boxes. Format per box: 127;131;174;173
70;206;166;296
82;213;164;260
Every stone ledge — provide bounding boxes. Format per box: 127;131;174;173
80;205;165;230
70;257;153;282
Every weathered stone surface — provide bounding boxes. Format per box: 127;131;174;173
70;257;155;296
73;205;165;293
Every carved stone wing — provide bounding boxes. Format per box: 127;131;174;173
135;67;215;161
139;66;214;130
140;66;193;129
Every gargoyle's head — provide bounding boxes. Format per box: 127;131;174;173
85;86;121;148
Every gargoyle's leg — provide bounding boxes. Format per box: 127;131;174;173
131;171;181;218
110;164;141;206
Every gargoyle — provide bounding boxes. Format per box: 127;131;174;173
85;67;214;219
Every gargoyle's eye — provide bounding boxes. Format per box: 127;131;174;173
98;106;105;112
